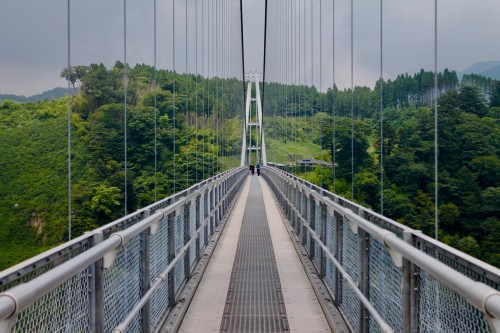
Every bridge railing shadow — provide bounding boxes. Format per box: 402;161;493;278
0;167;247;333
264;163;500;333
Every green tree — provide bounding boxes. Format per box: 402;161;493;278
490;80;500;108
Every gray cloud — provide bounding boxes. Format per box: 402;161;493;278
0;0;499;95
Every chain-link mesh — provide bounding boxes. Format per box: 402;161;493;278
421;240;500;289
368;237;404;333
189;202;197;269
174;212;185;293
12;268;91;333
418;270;492;333
418;245;493;333
149;217;170;331
340;217;360;333
1;242;90;292
199;196;206;249
325;213;337;298
338;197;360;215
305;197;311;253
103;234;142;333
313;203;321;269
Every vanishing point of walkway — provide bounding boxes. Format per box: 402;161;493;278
178;176;332;332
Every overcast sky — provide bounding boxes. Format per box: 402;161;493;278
1;0;499;96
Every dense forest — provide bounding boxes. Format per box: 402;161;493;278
0;62;244;269
263;71;500;266
0;64;498;269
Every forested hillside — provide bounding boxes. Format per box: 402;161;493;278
263;73;500;266
0;62;244;269
0;64;498;269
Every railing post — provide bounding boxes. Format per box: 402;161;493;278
215;182;220;226
204;189;209;247
358;210;370;333
195;194;201;261
292;184;298;230
223;178;228;214
292;187;301;232
308;193;316;259
184;201;191;281
167;211;176;306
334;197;343;307
212;185;217;232
89;231;104;333
319;200;327;278
140;209;152;333
301;191;308;247
283;180;290;218
403;230;419;333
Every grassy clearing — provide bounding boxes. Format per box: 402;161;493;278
265;138;323;165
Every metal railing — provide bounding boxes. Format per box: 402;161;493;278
0;167;247;333
263;164;500;333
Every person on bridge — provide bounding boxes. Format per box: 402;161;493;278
256;164;261;176
249;164;255;175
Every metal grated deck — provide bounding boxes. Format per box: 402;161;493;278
220;177;289;332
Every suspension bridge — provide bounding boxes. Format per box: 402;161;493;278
1;0;500;332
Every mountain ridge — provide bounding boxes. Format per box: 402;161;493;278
458;60;500;80
0;87;69;103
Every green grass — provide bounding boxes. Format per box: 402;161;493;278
219;155;240;171
265;137;322;165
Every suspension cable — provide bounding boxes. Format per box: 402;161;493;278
154;0;158;201
310;0;313;144
350;0;354;200
202;0;206;180
123;0;128;214
172;0;177;193
379;0;384;214
195;0;199;183
262;0;268;107
319;0;323;188
332;0;336;193
434;0;439;240
66;0;72;240
185;0;189;188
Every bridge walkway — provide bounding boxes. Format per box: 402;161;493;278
178;176;336;332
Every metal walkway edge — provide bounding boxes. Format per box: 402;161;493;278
178;176;333;332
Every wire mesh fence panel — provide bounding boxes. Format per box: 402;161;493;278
418;245;493;333
305;197;311;253
189;202;197;268
103;234;142;333
199;198;206;249
12;268;91;333
149;282;169;332
368;237;403;333
418;270;492;333
340;217;360;333
313;203;321;269
149;217;170;330
325;213;337;298
419;239;500;289
338;197;360;215
174;212;185;293
1;242;90;293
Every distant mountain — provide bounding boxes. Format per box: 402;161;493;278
481;65;500;80
0;87;69;103
458;61;500;80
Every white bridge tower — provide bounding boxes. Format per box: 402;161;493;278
240;72;267;166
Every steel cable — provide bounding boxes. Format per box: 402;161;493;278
66;0;72;240
124;0;128;214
